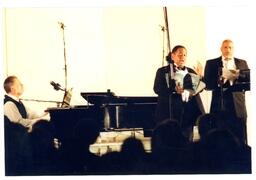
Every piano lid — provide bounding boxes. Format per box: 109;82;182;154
80;92;157;105
80;92;115;105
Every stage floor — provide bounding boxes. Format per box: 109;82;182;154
89;126;200;156
89;128;151;156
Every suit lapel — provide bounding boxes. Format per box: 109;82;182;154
216;57;223;68
234;58;241;69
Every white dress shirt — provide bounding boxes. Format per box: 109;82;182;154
222;56;236;70
4;94;44;128
222;56;238;85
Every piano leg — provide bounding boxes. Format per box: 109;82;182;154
103;107;111;130
115;106;120;129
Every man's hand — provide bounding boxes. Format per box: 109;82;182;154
175;83;184;94
27;125;33;133
182;89;190;102
27;119;39;133
222;68;239;81
27;115;49;133
193;61;203;77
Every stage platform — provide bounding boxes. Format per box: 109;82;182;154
89;128;151;156
89;126;200;156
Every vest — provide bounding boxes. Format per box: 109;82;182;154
4;95;28;119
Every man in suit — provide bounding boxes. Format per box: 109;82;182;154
204;39;250;144
153;45;205;141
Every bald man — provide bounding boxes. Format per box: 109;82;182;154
204;39;250;144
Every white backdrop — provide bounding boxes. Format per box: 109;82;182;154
3;7;205;103
2;5;255;144
1;1;256;178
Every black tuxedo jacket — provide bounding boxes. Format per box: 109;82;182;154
204;57;249;118
153;65;205;127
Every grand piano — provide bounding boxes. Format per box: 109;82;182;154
47;91;157;144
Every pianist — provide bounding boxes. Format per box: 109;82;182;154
3;75;56;175
4;76;50;132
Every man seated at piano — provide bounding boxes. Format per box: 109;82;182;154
4;76;50;132
3;75;57;175
153;45;205;141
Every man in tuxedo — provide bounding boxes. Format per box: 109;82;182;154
153;45;205;141
204;39;250;144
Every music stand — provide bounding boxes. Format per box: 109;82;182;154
230;69;250;92
61;88;73;108
219;69;250;144
80;91;114;106
219;69;250;111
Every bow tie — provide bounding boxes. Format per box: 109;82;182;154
175;66;186;71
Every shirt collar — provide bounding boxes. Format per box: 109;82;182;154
221;56;236;69
221;56;234;61
174;63;186;71
6;94;20;102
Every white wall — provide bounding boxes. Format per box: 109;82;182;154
2;6;254;145
205;5;255;146
3;8;107;107
3;7;205;103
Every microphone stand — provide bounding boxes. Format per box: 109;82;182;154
160;25;166;66
165;59;174;121
163;7;171;54
168;62;174;121
163;6;173;121
59;22;68;91
20;98;62;107
218;67;225;111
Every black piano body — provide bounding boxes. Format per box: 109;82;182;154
47;105;103;144
47;92;157;143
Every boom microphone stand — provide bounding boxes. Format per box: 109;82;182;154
58;22;68;91
166;58;174;121
160;25;166;66
163;6;173;121
20;98;62;107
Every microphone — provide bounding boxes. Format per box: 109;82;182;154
170;62;174;80
166;56;174;80
165;73;170;88
159;25;166;31
58;22;65;29
50;81;62;91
